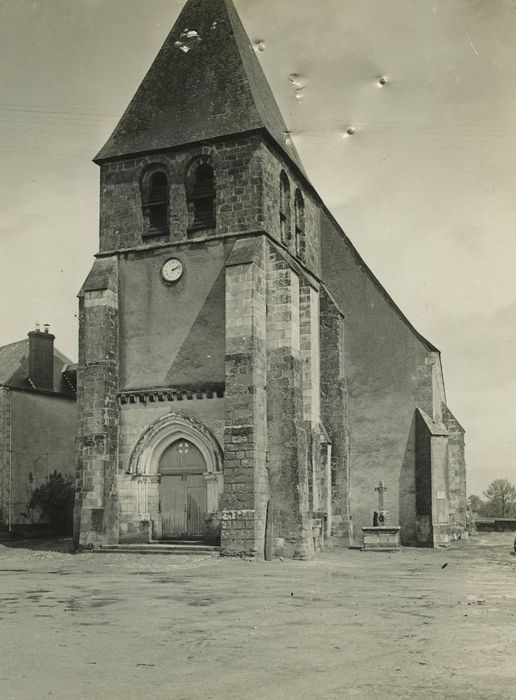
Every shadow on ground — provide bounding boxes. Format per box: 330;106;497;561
0;537;75;553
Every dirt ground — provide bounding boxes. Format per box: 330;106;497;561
0;534;514;700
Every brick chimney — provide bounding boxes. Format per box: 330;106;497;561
28;324;55;391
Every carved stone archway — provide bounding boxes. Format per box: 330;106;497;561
128;413;224;539
129;413;223;476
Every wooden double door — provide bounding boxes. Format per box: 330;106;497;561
159;439;207;539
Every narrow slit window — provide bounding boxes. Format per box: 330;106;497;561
295;189;305;259
187;162;215;232
280;171;291;244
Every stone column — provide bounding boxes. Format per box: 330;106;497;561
75;257;120;548
222;237;267;557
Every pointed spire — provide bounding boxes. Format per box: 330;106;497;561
95;0;302;170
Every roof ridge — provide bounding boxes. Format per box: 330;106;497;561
0;338;28;352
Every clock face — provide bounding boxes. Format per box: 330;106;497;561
161;258;183;283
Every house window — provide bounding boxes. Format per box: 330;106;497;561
187;160;216;233
295;189;305;259
280;171;291;244
141;167;169;237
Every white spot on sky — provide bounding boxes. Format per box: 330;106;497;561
465;30;479;55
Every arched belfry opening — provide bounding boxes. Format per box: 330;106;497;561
186;158;216;234
128;414;223;541
140;166;169;237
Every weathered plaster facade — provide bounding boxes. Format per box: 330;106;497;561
0;332;77;531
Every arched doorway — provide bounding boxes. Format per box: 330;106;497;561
128;413;223;542
159;439;208;538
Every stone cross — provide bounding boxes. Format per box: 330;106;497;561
375;481;388;511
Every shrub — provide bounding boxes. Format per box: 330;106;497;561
29;471;75;535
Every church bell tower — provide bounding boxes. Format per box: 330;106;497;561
75;0;336;559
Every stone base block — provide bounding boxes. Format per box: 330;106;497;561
119;519;151;544
362;525;401;551
432;525;450;548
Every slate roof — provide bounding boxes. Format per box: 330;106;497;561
0;340;28;386
95;0;303;170
0;339;76;396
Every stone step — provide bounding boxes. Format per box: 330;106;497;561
96;543;220;556
159;539;208;545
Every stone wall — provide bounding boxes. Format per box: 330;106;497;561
266;246;312;559
221;236;322;559
98;135;321;278
222;237;267;556
260;143;321;276
300;278;331;550
320;212;442;544
442;405;467;532
319;287;350;543
9;391;76;525
98;135;264;253
117;239;230;391
76;257;120;548
431;434;450;546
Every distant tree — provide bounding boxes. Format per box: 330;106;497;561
468;494;487;516
483;479;516;518
29;471;75;534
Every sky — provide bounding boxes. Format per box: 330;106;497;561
0;0;515;496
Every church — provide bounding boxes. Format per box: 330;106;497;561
75;0;467;557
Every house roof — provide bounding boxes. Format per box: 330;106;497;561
0;338;75;395
0;339;28;386
94;0;303;170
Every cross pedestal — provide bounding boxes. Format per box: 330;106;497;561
373;481;389;526
362;481;401;551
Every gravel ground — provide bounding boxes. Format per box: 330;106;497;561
0;533;514;699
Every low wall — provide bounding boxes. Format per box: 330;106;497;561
475;519;516;532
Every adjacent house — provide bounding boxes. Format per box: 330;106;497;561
0;326;77;532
